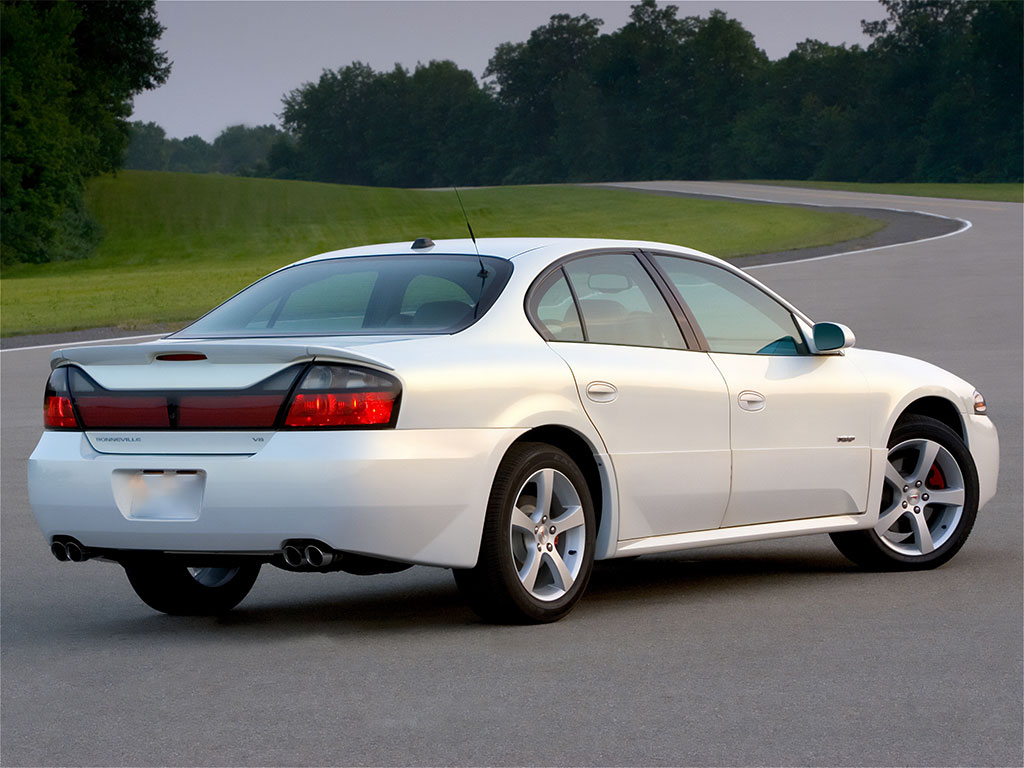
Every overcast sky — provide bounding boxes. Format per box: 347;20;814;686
131;0;888;141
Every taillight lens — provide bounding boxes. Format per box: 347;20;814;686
44;368;79;429
284;365;399;428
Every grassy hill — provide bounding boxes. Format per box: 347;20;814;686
1;171;884;336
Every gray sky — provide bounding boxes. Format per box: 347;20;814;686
131;0;888;141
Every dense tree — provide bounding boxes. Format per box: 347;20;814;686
278;60;500;187
122;120;169;170
168;135;216;174
1;0;169;264
485;13;604;180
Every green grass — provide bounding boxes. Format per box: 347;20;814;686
1;171;884;336
740;179;1023;203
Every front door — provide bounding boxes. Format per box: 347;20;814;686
648;252;871;528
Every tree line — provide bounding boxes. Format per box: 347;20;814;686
3;0;1020;265
128;0;1022;190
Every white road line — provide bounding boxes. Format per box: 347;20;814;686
605;181;976;271
746;216;973;271
1;333;166;353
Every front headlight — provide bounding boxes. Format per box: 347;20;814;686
973;390;988;415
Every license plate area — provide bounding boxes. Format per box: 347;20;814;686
112;469;206;521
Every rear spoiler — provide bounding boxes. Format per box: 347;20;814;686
50;341;394;371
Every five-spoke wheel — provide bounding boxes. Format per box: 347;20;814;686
454;442;595;623
508;467;588;602
831;415;978;570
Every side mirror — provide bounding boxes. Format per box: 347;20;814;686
813;322;855;352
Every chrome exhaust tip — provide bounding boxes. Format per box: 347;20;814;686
282;544;306;568
50;541;69;562
65;541;87;562
304;544;334;568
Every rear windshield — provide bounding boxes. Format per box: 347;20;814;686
174;254;513;338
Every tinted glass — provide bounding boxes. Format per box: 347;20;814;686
653;255;806;355
532;270;584;342
563;253;685;348
176;255;512;338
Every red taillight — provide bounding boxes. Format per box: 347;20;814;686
44;368;79;429
282;365;400;429
285;392;395;427
45;394;79;429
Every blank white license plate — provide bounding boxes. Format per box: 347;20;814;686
112;469;206;521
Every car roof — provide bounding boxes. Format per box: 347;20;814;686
296;237;722;271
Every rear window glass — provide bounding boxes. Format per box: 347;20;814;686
175;255;513;338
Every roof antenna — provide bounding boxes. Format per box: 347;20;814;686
454;186;489;318
454;186;487;276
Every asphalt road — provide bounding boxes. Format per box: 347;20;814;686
2;183;1021;767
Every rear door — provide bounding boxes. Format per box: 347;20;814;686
530;251;732;539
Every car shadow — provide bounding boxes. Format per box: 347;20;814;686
45;546;862;640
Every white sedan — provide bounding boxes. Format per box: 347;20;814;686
28;238;999;623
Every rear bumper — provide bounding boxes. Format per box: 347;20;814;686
28;428;523;568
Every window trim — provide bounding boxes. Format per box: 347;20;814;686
524;248;701;350
641;249;812;356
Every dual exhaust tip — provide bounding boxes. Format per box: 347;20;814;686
50;539;89;563
282;541;336;569
52;537;336;569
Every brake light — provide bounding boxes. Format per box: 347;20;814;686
283;365;400;428
286;392;395;427
44;369;79;429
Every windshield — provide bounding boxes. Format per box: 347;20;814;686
174;254;513;338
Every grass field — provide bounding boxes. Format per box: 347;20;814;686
1;171;885;336
741;179;1023;203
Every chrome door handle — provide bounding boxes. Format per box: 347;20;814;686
737;390;766;412
586;381;618;403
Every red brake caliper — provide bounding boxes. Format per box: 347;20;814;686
926;462;946;489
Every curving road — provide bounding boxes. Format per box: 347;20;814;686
1;183;1021;766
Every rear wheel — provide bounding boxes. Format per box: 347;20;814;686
454;442;595;623
124;561;261;615
831;415;978;570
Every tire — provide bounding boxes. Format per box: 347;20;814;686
830;415;979;570
454;442;596;624
124;561;261;615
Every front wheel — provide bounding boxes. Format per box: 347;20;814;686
831;415;979;570
124;561;261;615
454;442;596;624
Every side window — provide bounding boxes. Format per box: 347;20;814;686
563;253;685;349
532;271;584;341
653;255;807;355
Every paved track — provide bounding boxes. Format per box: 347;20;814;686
2;182;1021;767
